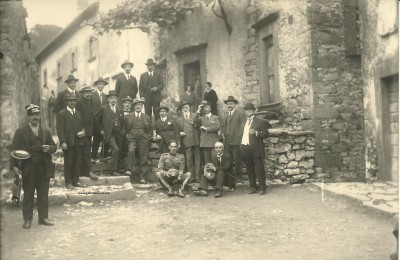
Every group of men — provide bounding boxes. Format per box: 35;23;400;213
10;58;269;229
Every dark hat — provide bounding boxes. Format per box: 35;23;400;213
93;77;108;85
64;93;78;101
243;102;256;110
224;96;239;104
132;97;145;106
156;106;169;113
122;96;134;103
178;101;191;110
25;104;40;115
106;90;118;98
64;75;79;83
145;58;156;65
121;59;134;68
80;86;94;92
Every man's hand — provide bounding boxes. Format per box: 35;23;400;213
77;130;85;138
156;134;162;140
180;131;186;137
249;129;255;135
13;166;22;179
100;130;105;136
61;142;68;150
151;87;157;92
200;126;207;131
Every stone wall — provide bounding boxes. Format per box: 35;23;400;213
0;1;39;171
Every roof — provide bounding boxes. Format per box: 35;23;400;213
35;3;99;63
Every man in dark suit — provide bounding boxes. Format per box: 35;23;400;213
99;90;124;176
177;102;201;182
193;142;232;198
91;77;108;162
76;86;98;180
57;93;86;189
115;60;138;107
240;102;269;195
154;106;180;153
139;58;164;119
203;82;218;116
10;104;56;228
221;96;247;190
54;75;80;113
123;97;152;183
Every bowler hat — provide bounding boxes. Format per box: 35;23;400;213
132;97;145;106
121;60;134;69
145;58;156;65
243;102;256;110
178;101;191;110
64;75;79;83
80;86;94;92
122;96;134;103
25;104;40;115
106;90;118;98
224;96;239;104
64;93;78;101
93;77;108;85
157;106;169;113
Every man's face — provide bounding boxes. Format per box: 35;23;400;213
123;64;132;74
134;103;142;112
28;113;40;126
147;64;155;72
159;109;167;118
205;85;211;92
82;91;92;100
169;142;178;155
96;82;105;92
215;144;224;155
226;101;236;111
108;96;118;105
204;105;211;114
245;109;255;117
67;100;76;109
123;101;132;111
67;81;77;90
181;104;190;113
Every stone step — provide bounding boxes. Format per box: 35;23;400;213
79;176;130;186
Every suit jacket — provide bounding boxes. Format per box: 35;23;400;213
155;117;180;152
139;71;164;103
54;89;80;113
57;109;85;147
176;113;200;147
91;90;107;135
221;109;247;145
240;117;269;157
212;152;232;173
115;74;138;100
99;104;124;143
75;98;94;137
195;113;221;148
10;124;56;178
204;89;218;115
123;112;152;140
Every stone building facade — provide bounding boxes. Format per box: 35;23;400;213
0;0;39;170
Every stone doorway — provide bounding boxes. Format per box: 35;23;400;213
184;61;201;105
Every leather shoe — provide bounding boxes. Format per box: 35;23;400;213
259;190;266;195
39;218;54;226
140;179;146;184
110;171;120;176
87;172;99;180
167;190;175;197
73;182;86;188
66;184;74;190
249;189;258;194
193;190;208;196
23;220;31;229
214;191;222;198
176;190;185;198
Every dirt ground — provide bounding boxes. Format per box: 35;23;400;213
0;184;396;260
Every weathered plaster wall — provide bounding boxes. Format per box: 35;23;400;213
359;0;398;181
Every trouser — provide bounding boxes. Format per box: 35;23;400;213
22;162;49;220
157;171;191;191
108;134;123;171
144;100;160;120
126;136;149;180
91;133;107;159
224;144;242;188
81;136;92;176
184;145;201;181
240;145;266;191
201;147;215;164
199;169;225;191
63;145;83;185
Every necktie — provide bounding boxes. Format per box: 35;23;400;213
136;113;140;119
112;106;116;114
127;75;130;80
247;118;252;126
100;93;103;104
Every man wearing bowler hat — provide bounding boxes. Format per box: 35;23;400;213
154;106;180;153
139;58;164;119
220;96;247;190
10;104;56;228
98;90;124;176
57;93;86;189
54;75;80;113
76;86;99;180
91;77;108;162
115;60;138;107
240;102;269;195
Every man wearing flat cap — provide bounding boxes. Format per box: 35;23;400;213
76;86;99;180
57;93;86;189
91;77;108;162
154;106;180;153
54;75;80;113
139;58;164;120
240;102;269;195
10;104;57;228
115;60;138;108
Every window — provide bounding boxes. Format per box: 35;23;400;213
71;52;76;72
264;35;277;102
88;37;96;62
57;62;61;79
43;69;47;88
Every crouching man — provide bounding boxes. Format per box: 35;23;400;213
10;104;56;228
156;140;191;198
193;142;232;198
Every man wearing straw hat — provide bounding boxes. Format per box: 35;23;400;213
10;104;57;228
115;60;138;107
54;74;80;113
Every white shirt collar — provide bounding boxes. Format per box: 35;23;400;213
247;116;254;121
205;113;211;118
97;89;103;95
125;73;130;79
67;87;75;94
229;109;236;115
161;116;167;121
67;106;75;114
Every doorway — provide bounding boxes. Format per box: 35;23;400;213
183;61;201;108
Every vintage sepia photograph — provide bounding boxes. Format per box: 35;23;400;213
0;0;399;259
